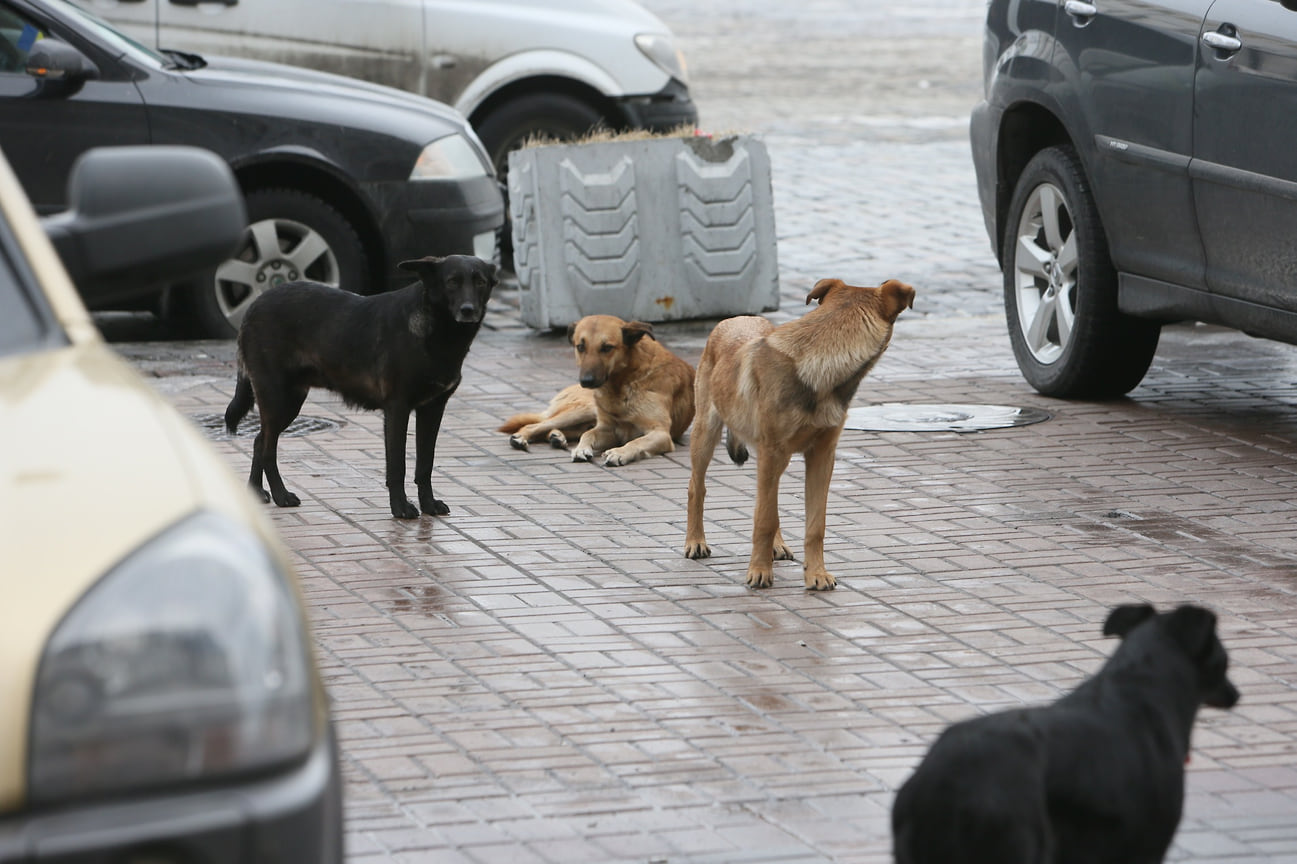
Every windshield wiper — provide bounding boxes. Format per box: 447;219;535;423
162;49;207;71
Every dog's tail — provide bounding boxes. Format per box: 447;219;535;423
225;373;255;434
725;428;749;465
497;412;543;434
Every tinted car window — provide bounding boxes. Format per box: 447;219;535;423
0;7;45;71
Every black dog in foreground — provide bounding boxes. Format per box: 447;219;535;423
225;255;497;519
892;604;1239;864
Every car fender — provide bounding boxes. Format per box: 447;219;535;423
454;49;642;120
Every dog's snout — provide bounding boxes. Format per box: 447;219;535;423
457;302;480;322
579;372;602;389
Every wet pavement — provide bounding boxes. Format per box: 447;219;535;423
106;1;1297;861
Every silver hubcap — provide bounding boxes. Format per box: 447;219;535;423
1012;183;1077;365
212;216;339;329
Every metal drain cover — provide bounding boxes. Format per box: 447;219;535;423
192;413;342;440
843;403;1051;433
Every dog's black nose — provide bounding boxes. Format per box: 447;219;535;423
457;302;479;321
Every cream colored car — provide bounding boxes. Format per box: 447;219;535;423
0;145;342;861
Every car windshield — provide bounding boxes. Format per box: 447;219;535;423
45;0;167;68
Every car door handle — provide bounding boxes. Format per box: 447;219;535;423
1202;29;1242;53
1064;0;1098;21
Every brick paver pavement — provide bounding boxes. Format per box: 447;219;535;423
127;308;1297;863
109;0;1297;860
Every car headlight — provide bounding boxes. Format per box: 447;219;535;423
635;33;689;85
410;133;491;181
29;511;314;805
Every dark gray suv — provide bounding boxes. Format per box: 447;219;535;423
971;0;1297;398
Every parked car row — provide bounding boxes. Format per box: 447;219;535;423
972;0;1297;398
72;0;699;180
1;0;509;338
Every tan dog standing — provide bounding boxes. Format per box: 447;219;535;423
501;314;695;466
684;278;915;589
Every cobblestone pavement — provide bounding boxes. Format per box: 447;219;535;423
108;1;1297;861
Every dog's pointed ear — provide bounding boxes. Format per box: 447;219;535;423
1103;604;1157;638
806;278;843;305
1167;605;1219;659
881;279;916;316
566;322;579;345
622;321;656;344
398;256;444;274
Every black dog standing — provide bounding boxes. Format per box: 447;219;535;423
225;254;498;518
892;604;1239;864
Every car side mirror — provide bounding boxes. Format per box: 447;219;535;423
42;146;247;307
25;39;97;92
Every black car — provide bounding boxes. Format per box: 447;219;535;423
971;0;1297;398
0;0;504;338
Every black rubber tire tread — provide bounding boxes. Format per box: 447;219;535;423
475;92;607;177
1002;145;1160;399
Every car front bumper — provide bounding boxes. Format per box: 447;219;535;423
0;725;343;863
615;79;699;132
372;174;506;289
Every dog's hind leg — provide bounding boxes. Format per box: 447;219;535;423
225;373;255;434
413;396;452;517
801;430;842;590
685;406;724;560
747;446;792;588
258;384;308;508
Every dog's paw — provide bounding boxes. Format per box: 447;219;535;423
745;565;774;589
804;569;836;591
420;497;450;517
684;540;711;560
271;490;301;508
601;447;637;467
548;431;569;450
509;434;530;452
391;498;420;520
774;542;795;561
571;446;595;463
252;485;271;504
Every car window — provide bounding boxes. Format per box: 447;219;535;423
0;7;46;74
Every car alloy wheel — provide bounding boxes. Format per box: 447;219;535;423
170;188;367;339
216;215;339;329
1002;146;1159;398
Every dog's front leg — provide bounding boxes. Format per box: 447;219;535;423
414;396;452;516
747;447;792;588
801;432;841;590
571;424;619;463
383;408;420;519
603;428;673;467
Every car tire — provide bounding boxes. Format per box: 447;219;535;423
475;92;607;178
1003;146;1160;398
170;188;368;339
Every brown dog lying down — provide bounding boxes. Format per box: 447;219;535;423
499;314;695;466
685;278;914;589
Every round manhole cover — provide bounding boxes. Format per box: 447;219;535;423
843;403;1051;433
192;413;342;440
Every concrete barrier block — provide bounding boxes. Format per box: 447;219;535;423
508;134;779;329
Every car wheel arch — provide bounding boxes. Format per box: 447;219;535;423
995;102;1073;267
233;158;386;292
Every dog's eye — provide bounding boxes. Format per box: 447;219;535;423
600;343;614;354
